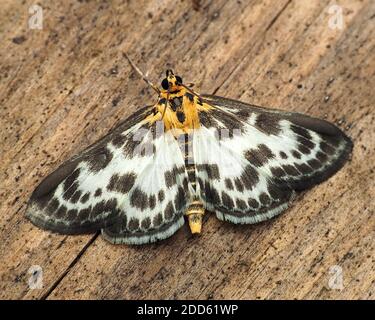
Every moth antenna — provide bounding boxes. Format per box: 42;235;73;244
123;52;160;94
181;83;200;98
161;90;170;119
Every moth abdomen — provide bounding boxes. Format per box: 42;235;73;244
186;200;205;234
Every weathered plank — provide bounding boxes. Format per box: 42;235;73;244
0;0;374;300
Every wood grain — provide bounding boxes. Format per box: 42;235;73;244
0;0;374;300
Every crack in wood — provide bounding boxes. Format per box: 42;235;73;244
41;232;100;300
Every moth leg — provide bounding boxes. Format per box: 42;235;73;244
185;200;205;234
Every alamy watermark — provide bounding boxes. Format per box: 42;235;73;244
28;265;43;289
28;4;43;30
328;265;343;290
130;121;242;170
328;4;344;30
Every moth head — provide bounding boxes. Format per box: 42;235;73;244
161;69;183;91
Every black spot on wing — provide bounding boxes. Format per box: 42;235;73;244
298;144;311;155
94;188;102;197
203;181;221;205
47;198;59;213
149;194;156;210
254;113;281;136
71;190;82;204
128;218;140;231
174;186;186;211
64;168;81;192
183;177;189;191
236;199;247;210
81;192;90;204
164;166;185;188
297;136;315;151
123;133;141;157
248;198;259;209
279;151;288;159
259;193;271;205
158;98;167;106
63;181;79;201
295;163;313;174
241;165;260;190
307;159;321;170
292;150;301;159
86;148;113;173
267;181;292;202
153;213;163;227
138;142;156;157
164;201;175;220
164;170;176;188
282;164;300;176
209;107;244;133
234;108;252;119
196;164;220;180
107;172;136;194
290;125;312;140
270;166;286;178
100;214;126;235
234;178;244;192
221;191;234;209
141;217;151;230
316;151;328;162
111;134;127;148
320;141;335;155
225;178;234;190
244;144;275;167
199;111;219;128
158;190;165;202
55;205;67;218
130;188;148;210
67;209;78;221
79;206;91;220
104;198;117;213
91;201;105;218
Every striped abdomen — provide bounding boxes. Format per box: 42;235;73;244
177;133;205;233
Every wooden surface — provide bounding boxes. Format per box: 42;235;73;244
0;0;374;300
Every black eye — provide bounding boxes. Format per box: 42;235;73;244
161;78;169;90
176;76;183;84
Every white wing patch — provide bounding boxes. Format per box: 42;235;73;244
193;126;295;224
102;130;190;244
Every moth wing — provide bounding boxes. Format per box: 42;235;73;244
27;106;190;244
102;129;190;245
193;95;352;224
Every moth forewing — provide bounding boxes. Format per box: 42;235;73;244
195;95;352;224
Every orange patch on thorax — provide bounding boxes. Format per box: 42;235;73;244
144;87;212;135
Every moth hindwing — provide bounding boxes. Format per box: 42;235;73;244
26;70;353;244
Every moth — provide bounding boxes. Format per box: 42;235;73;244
26;56;353;245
